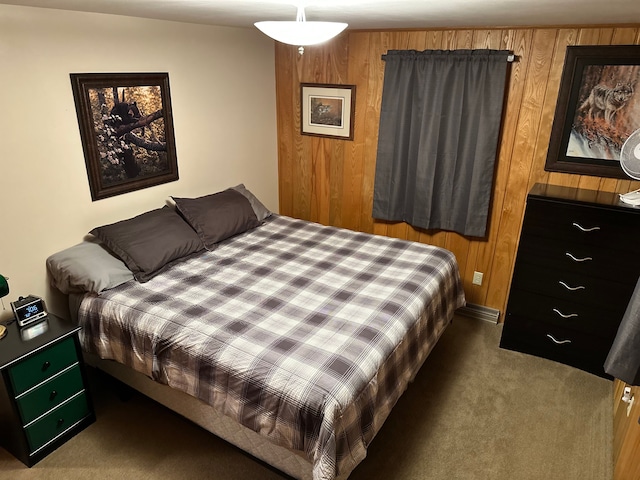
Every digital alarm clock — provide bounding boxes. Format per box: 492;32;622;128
11;295;48;327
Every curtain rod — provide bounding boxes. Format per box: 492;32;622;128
381;51;517;62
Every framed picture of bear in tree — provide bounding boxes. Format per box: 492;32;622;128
300;83;355;140
70;72;178;200
545;45;640;179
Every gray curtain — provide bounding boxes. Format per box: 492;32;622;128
372;49;510;237
605;277;640;385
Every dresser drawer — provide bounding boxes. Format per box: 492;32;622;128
511;262;635;308
523;200;634;252
9;337;78;395
517;234;640;284
16;365;85;425
506;289;622;339
500;315;611;377
24;392;91;452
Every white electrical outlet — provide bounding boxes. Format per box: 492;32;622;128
622;387;635;417
472;271;483;286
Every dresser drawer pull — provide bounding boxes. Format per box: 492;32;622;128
49;390;58;401
42;361;51;372
565;252;593;262
559;281;586;291
572;222;600;232
546;334;572;345
56;418;65;428
553;308;578;319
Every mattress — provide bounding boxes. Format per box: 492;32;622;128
76;215;465;480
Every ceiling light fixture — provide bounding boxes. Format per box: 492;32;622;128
254;4;348;54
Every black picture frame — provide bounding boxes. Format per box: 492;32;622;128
545;45;640;179
70;72;179;201
301;83;356;140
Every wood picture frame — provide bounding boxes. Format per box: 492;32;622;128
545;45;640;179
301;83;355;140
70;72;179;201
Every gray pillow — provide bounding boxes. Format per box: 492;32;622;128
90;207;204;282
46;240;134;294
172;189;260;250
230;184;272;222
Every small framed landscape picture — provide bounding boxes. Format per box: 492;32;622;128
300;83;355;140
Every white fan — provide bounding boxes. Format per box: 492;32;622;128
619;128;640;206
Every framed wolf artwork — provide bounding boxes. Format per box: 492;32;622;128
545;45;640;179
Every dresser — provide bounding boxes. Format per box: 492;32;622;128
0;313;95;466
500;183;640;378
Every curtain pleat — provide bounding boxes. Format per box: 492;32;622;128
372;49;510;237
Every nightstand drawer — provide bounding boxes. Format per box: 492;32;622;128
9;337;78;395
16;365;84;424
24;392;91;452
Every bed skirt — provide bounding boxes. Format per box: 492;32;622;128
84;352;350;480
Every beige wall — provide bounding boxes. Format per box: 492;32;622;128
0;5;278;320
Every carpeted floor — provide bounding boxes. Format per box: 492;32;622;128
0;315;613;480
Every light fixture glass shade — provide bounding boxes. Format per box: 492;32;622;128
254;20;347;46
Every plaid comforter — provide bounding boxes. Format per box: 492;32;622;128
78;215;465;480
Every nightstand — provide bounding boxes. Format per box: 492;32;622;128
0;313;95;466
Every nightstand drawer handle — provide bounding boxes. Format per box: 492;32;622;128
546;334;572;345
56;418;65;428
559;281;586;291
572;222;600;232
42;361;51;371
49;390;58;401
553;308;578;319
565;252;593;262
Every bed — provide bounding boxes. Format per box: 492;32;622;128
47;185;465;480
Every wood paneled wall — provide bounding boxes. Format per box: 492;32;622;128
275;25;640;317
613;380;640;480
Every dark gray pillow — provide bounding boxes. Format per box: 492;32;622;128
230;184;272;222
89;207;204;282
172;189;260;250
46;240;134;294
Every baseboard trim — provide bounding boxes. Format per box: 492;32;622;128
456;303;500;324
